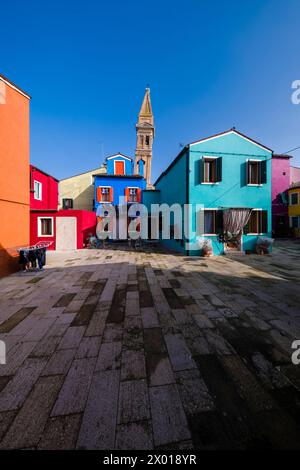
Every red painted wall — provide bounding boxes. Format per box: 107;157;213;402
30;211;56;249
30;165;58;210
57;210;97;249
30;210;96;249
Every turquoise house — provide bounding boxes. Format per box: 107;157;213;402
149;129;272;255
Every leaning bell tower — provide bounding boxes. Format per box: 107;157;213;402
134;88;155;187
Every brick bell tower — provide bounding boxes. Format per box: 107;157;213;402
134;88;155;187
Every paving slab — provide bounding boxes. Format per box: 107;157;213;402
51;357;96;416
77;370;119;450
0;242;300;449
0;375;63;449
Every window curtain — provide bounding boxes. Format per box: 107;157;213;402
223;209;252;235
204;211;214;233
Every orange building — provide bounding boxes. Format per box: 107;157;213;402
0;73;31;277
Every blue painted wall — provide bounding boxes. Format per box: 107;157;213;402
94;175;146;211
154;150;188;253
188;131;272;255
106;154;133;175
142;189;161;211
148;131;272;256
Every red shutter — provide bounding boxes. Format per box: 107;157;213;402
97;187;102;202
137;188;141;202
125;187;130;202
109;187;114;202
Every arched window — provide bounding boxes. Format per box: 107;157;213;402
138;159;145;177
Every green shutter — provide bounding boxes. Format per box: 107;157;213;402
280;191;288;204
201;157;205;183
196;209;204;234
216;157;222;182
260;160;267;184
246;160;250;184
261;210;268;233
216;210;223;233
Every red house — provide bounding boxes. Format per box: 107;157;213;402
30;165;96;249
30;165;59;248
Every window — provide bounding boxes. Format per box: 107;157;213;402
38;217;53;237
247;160;267;185
290;216;300;228
290;192;299;206
145;135;150;146
128;188;138;202
34;181;42;200
125;187;141;203
97;187;112;202
62;198;73;209
279;192;288;204
244;210;267;234
202;157;222;183
203;210;223;234
290;216;299;228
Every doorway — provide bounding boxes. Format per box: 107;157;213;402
56;217;77;250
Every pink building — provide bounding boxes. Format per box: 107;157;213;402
30;165;96;249
290;165;300;186
272;154;291;237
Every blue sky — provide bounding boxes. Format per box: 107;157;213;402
1;0;300;181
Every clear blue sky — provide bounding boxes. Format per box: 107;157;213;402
1;0;300;181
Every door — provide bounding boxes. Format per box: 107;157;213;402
275;215;287;238
56;217;77;250
115;160;125;175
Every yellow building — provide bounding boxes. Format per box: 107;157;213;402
288;185;300;237
59;166;106;211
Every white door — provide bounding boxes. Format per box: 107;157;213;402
56;217;77;250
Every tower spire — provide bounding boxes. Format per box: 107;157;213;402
135;88;155;187
138;88;153;121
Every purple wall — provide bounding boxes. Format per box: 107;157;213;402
272;156;290;237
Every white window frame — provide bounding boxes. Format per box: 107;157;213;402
201;156;220;185
289;192;299;206
202;208;219;236
99;186;112;203
127;186;139;203
34;180;42;200
38;217;54;237
245;208;265;235
247;159;262;187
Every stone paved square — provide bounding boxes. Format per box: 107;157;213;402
0;240;300;449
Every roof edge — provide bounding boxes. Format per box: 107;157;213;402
0;73;31;100
154;146;188;186
31;164;59;182
189;128;273;153
105;153;133;161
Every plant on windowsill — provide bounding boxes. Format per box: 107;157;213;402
218;231;240;248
